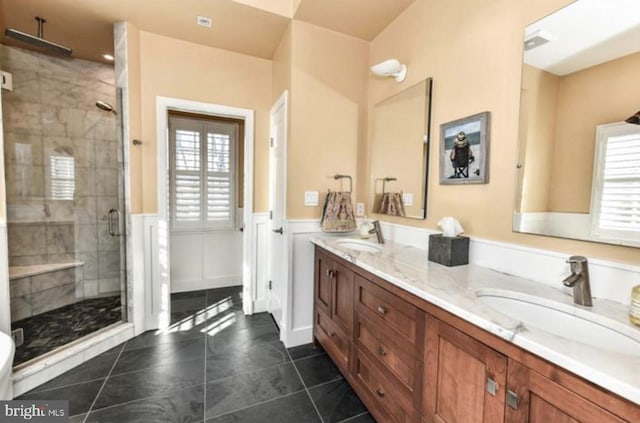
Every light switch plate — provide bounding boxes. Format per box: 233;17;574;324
356;202;365;217
403;193;414;207
1;71;13;91
304;191;319;206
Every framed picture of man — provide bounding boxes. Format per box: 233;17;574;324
440;111;490;185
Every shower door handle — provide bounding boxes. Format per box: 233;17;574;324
108;209;121;237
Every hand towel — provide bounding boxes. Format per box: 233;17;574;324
321;191;357;232
378;192;406;217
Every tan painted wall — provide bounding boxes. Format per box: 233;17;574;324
272;23;292;105
366;0;638;264
137;31;273;214
288;21;369;218
517;65;558;213
548;51;640;213
125;23;143;214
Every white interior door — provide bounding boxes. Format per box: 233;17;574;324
268;92;288;329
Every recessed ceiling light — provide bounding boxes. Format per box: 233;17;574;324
102;53;114;61
197;16;213;28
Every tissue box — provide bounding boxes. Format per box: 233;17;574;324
428;234;469;266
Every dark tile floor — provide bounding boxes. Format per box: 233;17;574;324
13;296;123;366
18;286;375;423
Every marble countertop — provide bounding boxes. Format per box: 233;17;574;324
311;236;640;405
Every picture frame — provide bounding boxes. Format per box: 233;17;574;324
439;111;490;185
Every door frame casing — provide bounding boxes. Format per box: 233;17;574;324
156;96;255;327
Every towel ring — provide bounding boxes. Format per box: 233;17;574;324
333;174;352;193
381;177;397;194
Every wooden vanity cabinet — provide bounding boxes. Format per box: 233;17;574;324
313;249;355;374
505;360;631;423
423;317;507;423
313;247;640;423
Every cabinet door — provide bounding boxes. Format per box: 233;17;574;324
506;360;627;423
314;252;333;316
332;260;354;336
423;317;507;423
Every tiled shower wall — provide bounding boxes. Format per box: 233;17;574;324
1;45;122;317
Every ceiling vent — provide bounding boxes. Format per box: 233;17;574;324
196;16;213;28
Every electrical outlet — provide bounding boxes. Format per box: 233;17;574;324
403;193;414;207
304;191;319;206
356;202;365;216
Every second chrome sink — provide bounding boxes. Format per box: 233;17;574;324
476;289;640;356
335;238;383;253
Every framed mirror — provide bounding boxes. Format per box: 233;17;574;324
370;78;433;219
513;0;640;247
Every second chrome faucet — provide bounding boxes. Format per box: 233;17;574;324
563;255;592;306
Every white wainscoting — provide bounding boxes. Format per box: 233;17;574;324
251;213;269;314
170;220;243;293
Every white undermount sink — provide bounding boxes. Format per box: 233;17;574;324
476;289;640;356
335;238;384;253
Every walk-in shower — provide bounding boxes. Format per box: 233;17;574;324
1;43;127;366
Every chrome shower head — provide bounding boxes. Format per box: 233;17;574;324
95;101;117;116
4;17;72;57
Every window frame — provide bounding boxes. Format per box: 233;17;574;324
169;116;237;231
590;122;640;243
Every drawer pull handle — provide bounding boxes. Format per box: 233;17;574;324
377;346;386;356
375;388;385;398
326;269;335;278
330;332;336;337
377;305;386;315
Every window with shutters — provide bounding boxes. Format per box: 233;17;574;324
169;116;237;230
590;122;640;243
50;155;75;200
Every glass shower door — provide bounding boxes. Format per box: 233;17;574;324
1;44;127;366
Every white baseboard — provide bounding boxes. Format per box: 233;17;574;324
171;277;242;293
283;325;313;348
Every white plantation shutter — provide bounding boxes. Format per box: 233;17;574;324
170;117;237;230
207;133;232;223
591;123;640;242
50;155;75;200
174;129;201;223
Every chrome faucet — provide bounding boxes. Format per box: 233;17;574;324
368;220;385;244
562;256;592;306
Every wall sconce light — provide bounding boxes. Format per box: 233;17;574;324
625;110;640;125
371;59;407;82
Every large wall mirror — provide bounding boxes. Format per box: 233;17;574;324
513;0;640;247
370;78;433;219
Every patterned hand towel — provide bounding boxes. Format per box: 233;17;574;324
321;191;357;232
378;192;406;217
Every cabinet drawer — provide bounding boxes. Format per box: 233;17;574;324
354;347;416;423
356;309;418;392
356;275;419;347
314;309;349;372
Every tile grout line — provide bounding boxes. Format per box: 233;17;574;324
285;345;325;423
205;389;307;421
81;342;127;423
338;411;369;422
